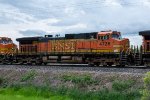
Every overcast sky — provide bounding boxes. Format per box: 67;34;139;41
0;0;150;45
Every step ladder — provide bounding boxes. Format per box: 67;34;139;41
134;53;141;66
120;53;127;66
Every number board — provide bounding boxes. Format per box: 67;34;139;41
99;42;110;46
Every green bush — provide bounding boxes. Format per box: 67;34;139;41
0;77;8;87
62;74;99;87
141;72;150;100
0;77;4;85
112;80;135;92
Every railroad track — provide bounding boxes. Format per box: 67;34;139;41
0;64;150;74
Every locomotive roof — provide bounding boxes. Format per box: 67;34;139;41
99;31;120;34
0;37;11;40
65;32;98;39
39;37;65;42
16;37;42;42
16;36;65;43
139;30;150;36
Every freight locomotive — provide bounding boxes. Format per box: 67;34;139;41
0;37;17;64
139;30;150;66
0;30;150;67
15;30;129;66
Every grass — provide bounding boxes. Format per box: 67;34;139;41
0;94;71;100
0;84;141;100
67;88;141;100
0;94;48;100
0;85;71;100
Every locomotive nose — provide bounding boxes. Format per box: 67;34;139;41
0;37;16;55
121;38;130;52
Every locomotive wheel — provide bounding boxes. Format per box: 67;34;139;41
107;62;113;67
35;61;42;65
2;62;7;65
27;62;32;65
88;63;94;67
121;64;125;67
94;62;100;67
31;62;36;65
102;65;107;67
43;62;47;65
36;63;42;65
144;63;150;67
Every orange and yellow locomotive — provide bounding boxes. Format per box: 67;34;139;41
0;37;17;64
16;30;129;66
0;37;16;55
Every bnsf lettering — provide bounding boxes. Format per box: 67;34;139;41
100;42;110;46
52;41;75;51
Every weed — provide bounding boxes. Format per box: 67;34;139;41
54;85;68;95
21;70;37;82
62;74;99;87
0;77;4;85
141;72;150;100
0;77;8;88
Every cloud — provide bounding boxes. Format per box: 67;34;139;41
122;33;143;46
0;3;35;24
19;30;46;36
0;0;150;46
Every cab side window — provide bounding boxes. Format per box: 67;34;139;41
145;36;150;40
112;34;122;39
98;35;109;40
0;40;2;44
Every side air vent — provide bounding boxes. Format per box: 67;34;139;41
45;35;53;38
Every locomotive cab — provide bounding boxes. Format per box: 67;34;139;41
16;37;43;65
0;37;17;64
139;31;150;52
0;37;16;55
139;30;150;66
97;30;129;53
111;32;129;53
16;37;41;54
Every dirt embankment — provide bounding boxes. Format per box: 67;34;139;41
0;68;145;91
